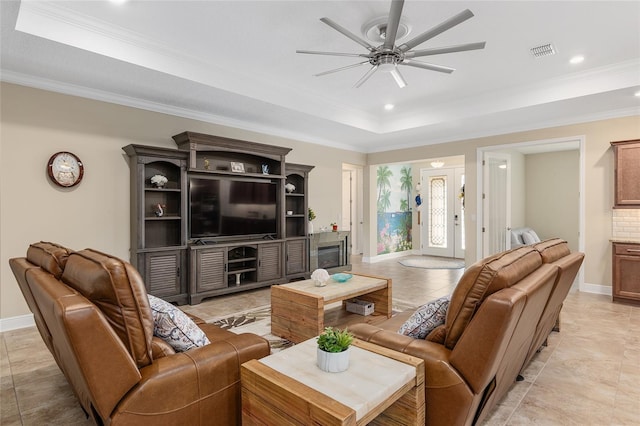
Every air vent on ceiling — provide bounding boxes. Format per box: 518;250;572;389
530;43;556;58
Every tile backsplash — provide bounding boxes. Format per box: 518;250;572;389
612;209;640;240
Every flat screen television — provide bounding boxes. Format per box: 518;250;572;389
189;176;278;241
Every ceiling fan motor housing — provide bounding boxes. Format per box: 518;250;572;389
370;51;403;70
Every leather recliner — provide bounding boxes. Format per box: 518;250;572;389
350;241;584;426
10;242;270;425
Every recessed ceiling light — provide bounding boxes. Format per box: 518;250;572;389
110;0;128;4
570;55;584;64
384;104;395;111
634;90;640;97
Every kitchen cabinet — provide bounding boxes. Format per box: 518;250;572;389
612;242;640;306
611;139;640;207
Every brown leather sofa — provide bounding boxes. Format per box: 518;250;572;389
350;239;583;426
9;242;270;425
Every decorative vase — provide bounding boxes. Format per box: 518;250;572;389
317;347;349;373
308;221;314;235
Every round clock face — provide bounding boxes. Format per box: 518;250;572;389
47;151;84;187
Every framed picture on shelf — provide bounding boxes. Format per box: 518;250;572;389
230;162;245;173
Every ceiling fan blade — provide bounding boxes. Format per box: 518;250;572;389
405;41;486;58
383;0;405;50
399;9;475;52
390;67;407;88
354;65;379;88
296;50;370;58
401;60;455;73
314;61;369;77
320;17;376;52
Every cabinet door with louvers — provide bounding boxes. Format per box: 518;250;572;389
144;250;183;299
257;243;282;282
194;247;227;293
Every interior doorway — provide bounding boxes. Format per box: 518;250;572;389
420;166;465;259
342;164;363;255
477;137;585;289
482;152;512;256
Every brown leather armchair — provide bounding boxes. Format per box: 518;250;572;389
10;242;270;425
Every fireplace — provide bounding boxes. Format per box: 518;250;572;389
318;245;341;269
310;231;351;273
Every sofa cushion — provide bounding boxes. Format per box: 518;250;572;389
398;296;450;339
61;249;154;368
442;246;542;349
534;238;570;263
26;241;72;279
148;294;210;352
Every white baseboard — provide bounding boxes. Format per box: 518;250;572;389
362;250;417;263
580;282;613;296
0;314;34;333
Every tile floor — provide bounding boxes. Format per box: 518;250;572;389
1;255;639;425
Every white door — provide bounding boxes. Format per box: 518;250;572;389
420;168;464;258
483;153;512;257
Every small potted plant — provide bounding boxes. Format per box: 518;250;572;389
308;208;316;234
331;222;338;232
316;327;353;373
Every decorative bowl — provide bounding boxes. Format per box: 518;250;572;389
332;273;353;283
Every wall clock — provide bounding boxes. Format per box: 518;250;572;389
47;151;84;187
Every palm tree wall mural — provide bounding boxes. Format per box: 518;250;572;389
376;164;413;255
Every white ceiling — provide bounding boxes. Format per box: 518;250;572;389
2;0;639;153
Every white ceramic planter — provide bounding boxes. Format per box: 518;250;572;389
317;347;350;373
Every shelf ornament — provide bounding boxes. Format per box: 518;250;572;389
150;174;168;188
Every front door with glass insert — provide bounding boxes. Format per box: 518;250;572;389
420;168;465;258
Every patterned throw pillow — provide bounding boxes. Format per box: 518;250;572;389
398;296;450;339
148;294;210;352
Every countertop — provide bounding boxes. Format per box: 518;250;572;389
610;238;640;244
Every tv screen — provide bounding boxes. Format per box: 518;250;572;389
190;177;277;240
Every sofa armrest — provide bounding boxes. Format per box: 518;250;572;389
112;333;270;424
350;323;462;388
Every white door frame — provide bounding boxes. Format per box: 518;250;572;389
476;136;585;290
454;168;465;259
342;164;363;255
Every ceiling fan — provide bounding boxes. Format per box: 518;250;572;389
297;0;485;88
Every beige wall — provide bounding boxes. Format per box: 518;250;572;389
367;115;640;287
0;83;366;320
2;81;638;320
525;150;580;251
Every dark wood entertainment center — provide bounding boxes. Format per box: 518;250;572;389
123;131;313;304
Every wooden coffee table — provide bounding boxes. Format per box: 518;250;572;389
271;274;392;343
241;338;425;425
